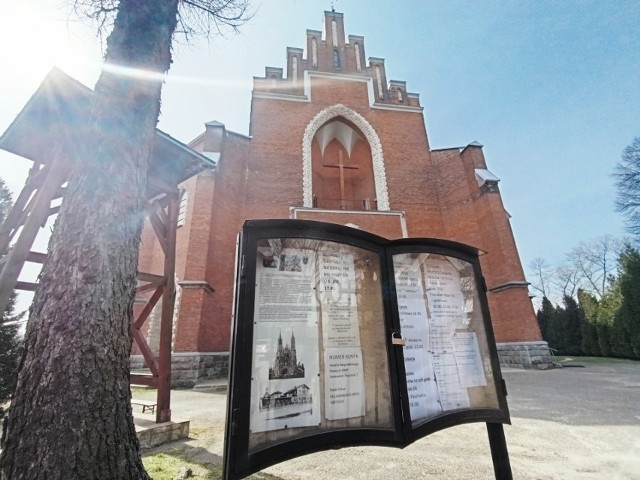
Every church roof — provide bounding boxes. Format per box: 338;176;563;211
0;67;215;198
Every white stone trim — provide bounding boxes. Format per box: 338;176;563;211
301;104;390;211
253;71;423;112
252;91;310;102
290;207;407;237
370;102;423;113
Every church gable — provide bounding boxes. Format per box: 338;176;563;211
252;10;421;111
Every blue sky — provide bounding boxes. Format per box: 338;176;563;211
1;0;639;285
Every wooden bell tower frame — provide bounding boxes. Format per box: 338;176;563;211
0;68;214;423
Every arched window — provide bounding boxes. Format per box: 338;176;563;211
354;43;362;71
311;119;376;211
292;56;298;87
333;50;340;69
397;89;403;101
332;20;338;46
311;38;318;67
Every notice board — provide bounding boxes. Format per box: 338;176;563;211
223;220;510;480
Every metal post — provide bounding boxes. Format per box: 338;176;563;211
486;423;513;480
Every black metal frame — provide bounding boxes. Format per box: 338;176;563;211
224;220;512;480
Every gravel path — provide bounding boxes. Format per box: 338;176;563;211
145;362;640;479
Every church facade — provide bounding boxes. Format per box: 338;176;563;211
135;11;552;385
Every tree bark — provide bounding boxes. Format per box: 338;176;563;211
1;1;179;478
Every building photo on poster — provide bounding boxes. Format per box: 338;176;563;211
250;245;321;433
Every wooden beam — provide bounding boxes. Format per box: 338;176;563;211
0;165;48;253
47;205;61;218
135;281;165;294
152;201;169;227
157;190;178;423
130;374;158;387
26;251;47;264
148;210;168;256
15;281;38;292
137;272;165;284
131;328;159;377
0;156;69;318
134;286;164;330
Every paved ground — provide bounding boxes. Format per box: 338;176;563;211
141;360;640;479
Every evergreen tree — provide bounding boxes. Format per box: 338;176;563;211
0;294;23;421
537;297;567;353
596;287;620;357
0;178;23;421
561;295;583;355
577;289;602;356
613;246;640;358
536;297;554;345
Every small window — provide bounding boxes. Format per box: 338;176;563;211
332;19;338;46
355;43;362;71
397;89;403;101
333;49;340;69
312;38;318;67
375;65;384;99
292;56;298;87
177;189;188;227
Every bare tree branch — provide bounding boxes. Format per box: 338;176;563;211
615;137;640;236
528;257;554;299
566;235;624;299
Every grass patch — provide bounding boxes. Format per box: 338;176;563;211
557;356;640;365
142;452;284;479
131;387;157;396
143;452;220;479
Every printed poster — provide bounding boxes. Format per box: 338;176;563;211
319;248;365;421
250;248;321;433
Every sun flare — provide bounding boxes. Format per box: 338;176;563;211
0;3;98;86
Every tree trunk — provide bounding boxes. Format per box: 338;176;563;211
1;1;179;478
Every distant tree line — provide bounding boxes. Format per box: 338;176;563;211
530;238;640;359
531;136;640;359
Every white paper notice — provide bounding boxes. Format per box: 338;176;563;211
424;258;466;331
324;347;366;420
425;258;470;411
255;248;317;324
319;251;361;348
318;250;365;420
393;254;441;421
250;248;321;433
452;332;487;388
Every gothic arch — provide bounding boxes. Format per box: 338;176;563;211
302;104;390;210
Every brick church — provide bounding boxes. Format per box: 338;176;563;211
136;10;550;385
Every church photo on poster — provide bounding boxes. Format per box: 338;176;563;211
249;324;321;433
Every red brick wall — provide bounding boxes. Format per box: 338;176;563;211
137;17;541;352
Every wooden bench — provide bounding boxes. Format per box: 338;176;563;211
131;399;157;414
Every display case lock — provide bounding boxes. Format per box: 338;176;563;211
391;331;406;346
